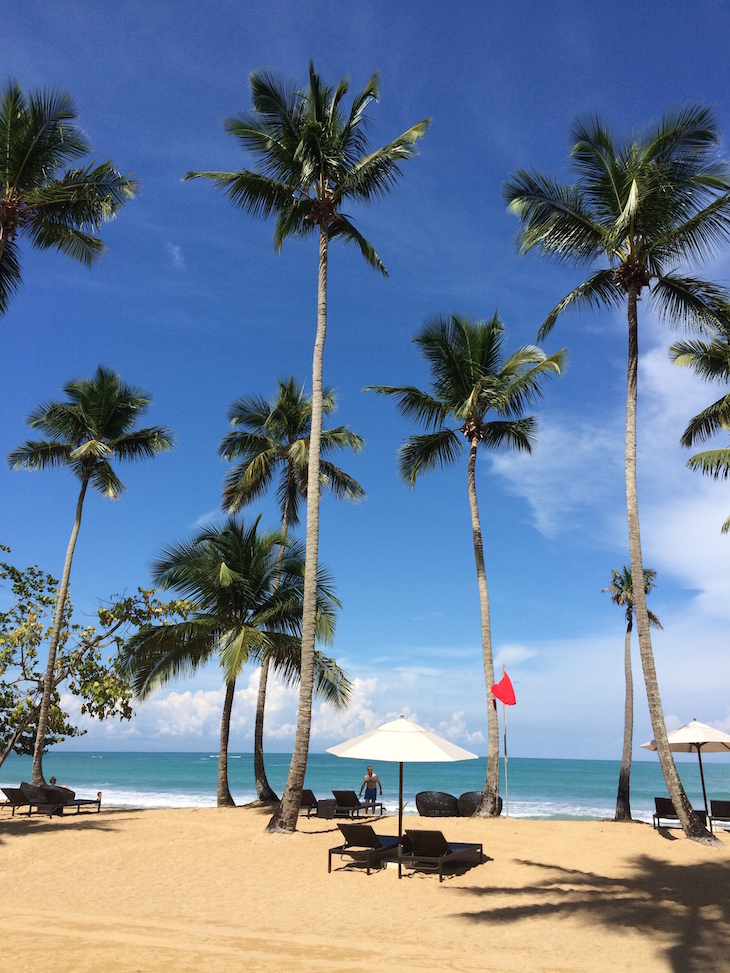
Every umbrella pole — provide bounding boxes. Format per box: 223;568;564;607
696;746;710;819
398;761;403;844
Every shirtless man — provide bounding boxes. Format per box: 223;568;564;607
359;765;382;814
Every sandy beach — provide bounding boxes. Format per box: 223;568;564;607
2;807;729;973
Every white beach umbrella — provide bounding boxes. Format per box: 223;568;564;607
327;715;478;843
641;719;730;817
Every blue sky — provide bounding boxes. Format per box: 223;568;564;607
2;0;729;761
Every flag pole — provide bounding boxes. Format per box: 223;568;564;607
502;664;509;817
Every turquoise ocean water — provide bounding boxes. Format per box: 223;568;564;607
3;752;730;822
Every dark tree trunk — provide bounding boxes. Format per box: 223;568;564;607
217;679;237;808
615;624;633;821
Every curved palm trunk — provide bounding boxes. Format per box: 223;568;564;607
32;476;89;786
217;678;237;807
625;288;715;842
267;225;328;833
466;439;500;816
615;621;633;821
253;657;278;802
253;500;292;804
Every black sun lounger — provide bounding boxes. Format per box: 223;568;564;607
328;823;399;875
299;789;319;817
399;828;484;881
1;786;33;817
710;799;730;831
332;789;383;817
653;797;709;830
39;785;102;814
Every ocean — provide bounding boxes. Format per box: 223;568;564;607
3;751;730;822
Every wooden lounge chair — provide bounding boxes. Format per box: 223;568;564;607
18;782;63;816
332;789;383;818
328;823;399;875
299;789;319;817
39;785;102;814
653;797;710;830
1;786;33;817
399;828;484;882
710;799;730;831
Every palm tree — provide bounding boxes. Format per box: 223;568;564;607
603;567;662;821
219;376;364;803
186;62;429;832
0;80;137;315
670;323;730;532
7;366;174;785
504;105;730;842
368;313;565;815
118;517;350;806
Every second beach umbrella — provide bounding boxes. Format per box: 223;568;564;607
641;718;730;818
327;714;478;844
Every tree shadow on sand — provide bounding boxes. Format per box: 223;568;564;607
457;855;730;972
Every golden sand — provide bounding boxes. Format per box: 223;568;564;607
2;807;729;972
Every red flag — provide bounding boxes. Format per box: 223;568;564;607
491;672;516;706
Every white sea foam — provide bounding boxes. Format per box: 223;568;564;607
101;788;258;809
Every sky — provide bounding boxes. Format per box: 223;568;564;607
2;0;729;762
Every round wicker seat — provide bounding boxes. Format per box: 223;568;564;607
415;790;459;817
457;791;503;816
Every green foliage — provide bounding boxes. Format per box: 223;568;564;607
368;312;566;485
603;566;663;631
504;105;730;339
0;80;137;315
219;376;364;521
0;548;190;764
185;61;430;273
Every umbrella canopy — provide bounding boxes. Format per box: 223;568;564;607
327;716;478;845
641;719;730;817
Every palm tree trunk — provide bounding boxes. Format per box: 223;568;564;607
267;224;328;833
217;678;237;807
32;476;89;786
625;287;715;842
615;622;633;821
466;439;500;816
254;498;292;803
253;656;279;802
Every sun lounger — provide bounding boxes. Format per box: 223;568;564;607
652;797;710;830
39;785;102;813
710;799;730;831
299;789;319;817
332;789;383;817
399;828;484;881
18;781;63;816
328;823;400;875
1;786;33;817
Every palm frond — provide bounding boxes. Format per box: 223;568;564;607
538;270;623;340
0;239;23;315
686;447;730;479
366;384;448;429
329;216;387;275
678;395;730;446
650;274;730;333
398;430;463;486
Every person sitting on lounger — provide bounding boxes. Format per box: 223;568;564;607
359;766;382;813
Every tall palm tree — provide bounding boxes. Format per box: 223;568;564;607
504;105;730;842
119;517;349;806
219;376;364;803
186;62;429;832
670;323;730;533
603;567;662;821
7;366;174;785
0;80;137;315
368;313;565;815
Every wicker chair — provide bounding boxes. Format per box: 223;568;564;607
457;791;503;816
415;791;459;817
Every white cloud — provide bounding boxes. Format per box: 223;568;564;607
165;241;185;271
